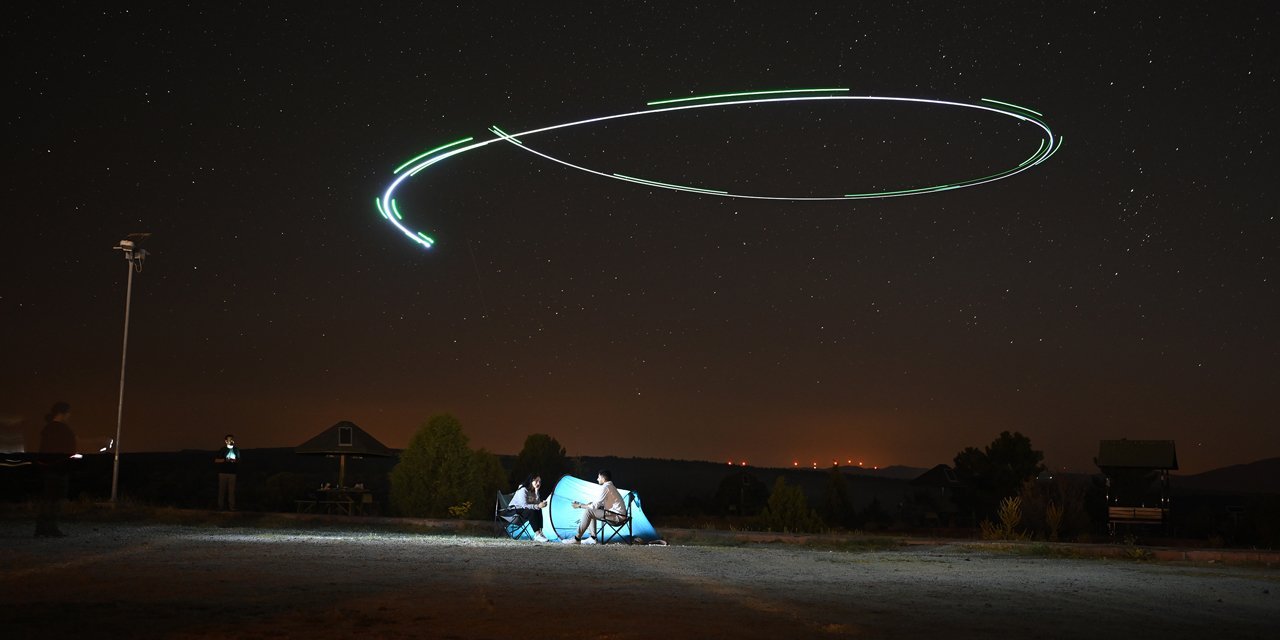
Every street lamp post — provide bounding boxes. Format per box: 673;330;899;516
110;235;148;503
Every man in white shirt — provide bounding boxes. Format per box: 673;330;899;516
563;469;627;544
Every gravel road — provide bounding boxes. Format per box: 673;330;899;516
2;521;1276;639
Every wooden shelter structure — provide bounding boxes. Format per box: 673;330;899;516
907;464;963;526
295;421;394;488
1095;439;1178;535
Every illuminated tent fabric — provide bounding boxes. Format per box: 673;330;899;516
535;474;660;543
295;421;394;487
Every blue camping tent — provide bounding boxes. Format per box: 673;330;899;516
524;474;659;543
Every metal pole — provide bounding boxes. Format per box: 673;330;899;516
110;256;135;503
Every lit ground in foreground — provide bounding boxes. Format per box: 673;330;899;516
1;521;1276;639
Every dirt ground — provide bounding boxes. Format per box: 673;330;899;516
2;520;1277;639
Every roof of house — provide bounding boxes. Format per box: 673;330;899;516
911;464;961;487
295;421;394;457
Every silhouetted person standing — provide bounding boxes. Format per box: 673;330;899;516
214;434;240;511
35;401;77;538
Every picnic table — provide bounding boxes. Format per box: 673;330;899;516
296;487;376;516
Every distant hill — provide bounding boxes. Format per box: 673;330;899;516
568;456;920;516
1174;458;1280;495
845;465;929;480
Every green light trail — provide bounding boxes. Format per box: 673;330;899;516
1039;137;1064;163
1019;139;1046;168
647;88;849;106
378;92;1060;248
844;143;1049;199
489;125;522;144
613;173;728;195
843;184;945;198
981;98;1043;117
393;137;475;174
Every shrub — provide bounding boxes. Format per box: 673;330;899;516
390;414;496;518
981;496;1029;540
471;448;508;517
714;471;770;517
1019;476;1093;541
1045;501;1064;542
447;501;473;519
509;434;574;494
999;496;1023;533
821;467;858;529
757;477;822;533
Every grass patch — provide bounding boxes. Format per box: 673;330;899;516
671;532;749;547
964;540;1149;562
666;528;903;552
0;500;492;537
807;536;902;553
1012;542;1087;559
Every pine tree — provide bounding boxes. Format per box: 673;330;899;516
391;414;494;518
759;476;822;533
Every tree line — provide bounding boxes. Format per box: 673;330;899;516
389;416;1084;541
389;414;574;519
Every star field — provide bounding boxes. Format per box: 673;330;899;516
3;3;1276;474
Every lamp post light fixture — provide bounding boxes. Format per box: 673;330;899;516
110;234;149;504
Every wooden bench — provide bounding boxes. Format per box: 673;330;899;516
297;492;375;516
319;499;354;516
1108;506;1166;535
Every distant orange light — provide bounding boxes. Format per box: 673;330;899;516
740;461;747;466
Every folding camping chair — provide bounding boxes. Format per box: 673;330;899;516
494;490;534;540
596;492;637;544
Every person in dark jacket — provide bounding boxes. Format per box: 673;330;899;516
35;401;77;538
214;434;240;510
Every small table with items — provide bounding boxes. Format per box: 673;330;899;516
296;486;376;516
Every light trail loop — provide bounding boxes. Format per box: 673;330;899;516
378;91;1061;249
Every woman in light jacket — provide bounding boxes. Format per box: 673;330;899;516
511;473;550;542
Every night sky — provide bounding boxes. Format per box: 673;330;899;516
4;3;1276;474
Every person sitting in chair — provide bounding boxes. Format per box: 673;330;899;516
563;469;627;544
510;473;550;542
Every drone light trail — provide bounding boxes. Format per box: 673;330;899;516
979;97;1044;117
393;137;475;174
377;91;1060;249
646;87;850;106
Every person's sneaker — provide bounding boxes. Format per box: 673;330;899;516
533;531;548;543
581;535;597;545
561;536;580;544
